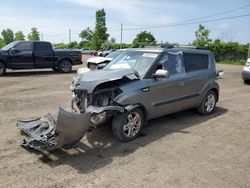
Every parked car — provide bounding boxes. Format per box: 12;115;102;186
70;47;220;142
81;48;95;55
0;41;82;76
87;50;123;70
102;49;117;57
90;50;97;56
242;58;250;83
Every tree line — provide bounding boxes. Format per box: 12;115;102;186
193;24;248;63
0;27;40;47
0;8;248;63
54;9;156;50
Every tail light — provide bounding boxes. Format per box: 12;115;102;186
78;53;83;60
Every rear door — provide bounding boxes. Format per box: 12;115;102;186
9;42;34;68
182;52;210;107
33;42;55;68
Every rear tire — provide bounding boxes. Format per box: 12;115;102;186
0;62;6;76
112;108;144;142
197;90;217;115
58;60;72;73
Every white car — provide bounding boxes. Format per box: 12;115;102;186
242;58;250;83
87;50;123;70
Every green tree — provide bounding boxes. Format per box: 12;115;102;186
67;41;78;49
14;31;25;41
132;31;156;47
193;24;211;48
53;43;68;49
102;37;116;50
0;38;5;48
92;9;109;50
1;28;14;44
79;27;93;42
28;27;40;41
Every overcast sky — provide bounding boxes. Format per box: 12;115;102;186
0;0;249;44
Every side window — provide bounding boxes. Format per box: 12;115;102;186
15;42;32;52
183;53;209;72
158;52;184;75
34;42;51;51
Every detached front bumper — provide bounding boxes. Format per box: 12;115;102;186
17;104;125;150
17;107;92;150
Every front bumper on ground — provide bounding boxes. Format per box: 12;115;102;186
16;105;125;150
242;66;250;80
17;107;92;150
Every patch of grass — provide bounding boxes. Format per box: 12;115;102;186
217;60;245;65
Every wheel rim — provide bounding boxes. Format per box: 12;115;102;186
205;93;216;113
123;112;142;138
61;61;71;72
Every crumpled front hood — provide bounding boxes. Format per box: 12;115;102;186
72;68;139;93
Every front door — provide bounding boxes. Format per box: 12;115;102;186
9;42;34;69
147;52;187;119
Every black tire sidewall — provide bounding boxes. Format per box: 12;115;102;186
200;90;217;115
112;108;144;142
0;62;6;76
59;60;72;73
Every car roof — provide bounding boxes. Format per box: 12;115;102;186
124;47;212;55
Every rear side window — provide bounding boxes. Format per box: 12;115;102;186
15;42;32;51
183;53;209;72
34;42;51;51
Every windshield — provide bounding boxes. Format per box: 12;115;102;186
1;41;19;50
106;50;122;59
104;51;159;77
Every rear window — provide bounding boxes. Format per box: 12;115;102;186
183;53;209;72
34;42;52;51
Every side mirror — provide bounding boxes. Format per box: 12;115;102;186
216;69;224;79
152;69;169;79
9;48;19;54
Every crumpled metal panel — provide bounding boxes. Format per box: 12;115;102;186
16;107;91;150
56;107;91;147
16;114;58;150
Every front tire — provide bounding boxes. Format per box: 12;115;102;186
0;62;6;76
112;108;144;142
58;60;72;73
197;90;217;115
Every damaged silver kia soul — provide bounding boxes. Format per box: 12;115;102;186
17;47;220;150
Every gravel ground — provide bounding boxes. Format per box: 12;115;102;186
0;63;250;188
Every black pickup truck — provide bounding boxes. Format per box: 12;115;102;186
0;41;82;76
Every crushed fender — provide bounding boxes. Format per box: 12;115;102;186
16;107;91;150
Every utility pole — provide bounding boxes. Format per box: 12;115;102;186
40;33;43;41
120;23;123;49
69;29;71;43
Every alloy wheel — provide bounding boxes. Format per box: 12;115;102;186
123;112;142;138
